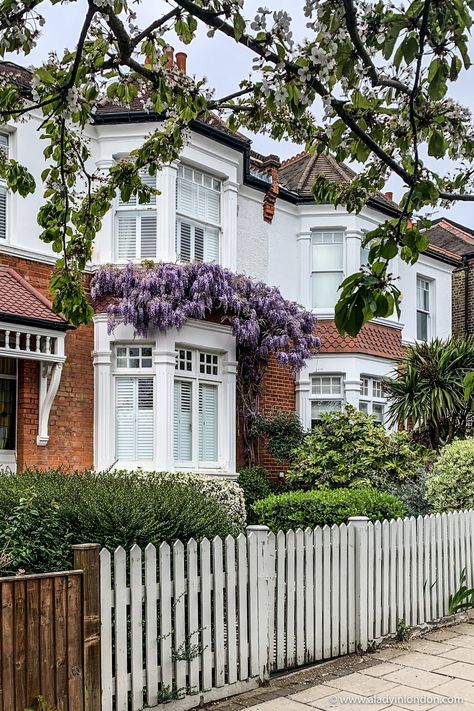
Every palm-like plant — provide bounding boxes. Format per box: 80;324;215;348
384;337;474;449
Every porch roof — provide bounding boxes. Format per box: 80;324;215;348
0;266;69;331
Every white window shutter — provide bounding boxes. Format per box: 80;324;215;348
140;214;157;258
115;378;136;460
177;178;195;217
0;188;6;241
177;221;192;261
199;383;218;461
0;133;8;153
117;213;137;260
204;227;219;263
174;381;192;461
141;172;156;205
206;189;220;224
137;378;154;460
194;225;204;262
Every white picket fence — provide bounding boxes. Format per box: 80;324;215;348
100;511;474;711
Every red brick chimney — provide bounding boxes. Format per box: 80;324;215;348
176;52;187;73
164;47;174;68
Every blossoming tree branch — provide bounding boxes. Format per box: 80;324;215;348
1;0;474;336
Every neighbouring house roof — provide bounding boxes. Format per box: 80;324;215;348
0;266;69;330
425;218;474;258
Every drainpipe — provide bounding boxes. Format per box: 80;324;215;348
463;255;470;335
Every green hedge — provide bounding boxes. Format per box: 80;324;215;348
0;470;237;574
253;487;406;532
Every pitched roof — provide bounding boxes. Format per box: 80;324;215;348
0;266;68;328
0;61;32;93
278;151;399;210
425;218;474;257
317;319;404;360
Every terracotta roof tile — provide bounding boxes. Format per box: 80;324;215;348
317;319;403;360
0;266;66;325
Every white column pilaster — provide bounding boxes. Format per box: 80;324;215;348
94;159;114;264
160;163;178;262
344;379;361;410
222;359;238;478
154;346;176;471
345;229;363;276
297;232;312;309
296;375;311;431
93;315;114;470
222;180;239;270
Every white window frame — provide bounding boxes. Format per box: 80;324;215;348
359;376;386;424
311;230;345;309
113;344;155;464
310;373;344;426
176;164;222;264
174;347;221;468
416;276;431;341
114;171;157;262
0;132;9;242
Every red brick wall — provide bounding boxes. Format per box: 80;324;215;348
0;254;94;471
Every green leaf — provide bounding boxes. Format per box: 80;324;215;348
233;13;246;41
428;129;446;158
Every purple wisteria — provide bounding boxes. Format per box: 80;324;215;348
91;262;319;463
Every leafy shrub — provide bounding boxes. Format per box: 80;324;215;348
253;411;306;463
0;470;238;573
0;494;72;574
136;470;246;529
427;438;474;511
387;467;433;517
253;487;406;532
238;467;273;523
287;406;430;490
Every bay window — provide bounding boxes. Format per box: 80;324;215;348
417;277;431;341
359;376;386;424
310;374;343;427
176;165;221;263
115;172;157;261
311;230;344;308
174;348;220;466
0;133;9;241
114;346;154;462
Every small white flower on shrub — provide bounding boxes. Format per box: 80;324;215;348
129;470;247;531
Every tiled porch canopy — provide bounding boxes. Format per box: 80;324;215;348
0;266;69;445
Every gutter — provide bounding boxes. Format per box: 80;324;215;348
0;312;73;332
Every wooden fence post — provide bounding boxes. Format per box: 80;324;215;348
73;543;101;711
247;525;271;683
348;517;369;653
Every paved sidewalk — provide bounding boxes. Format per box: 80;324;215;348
207;620;474;711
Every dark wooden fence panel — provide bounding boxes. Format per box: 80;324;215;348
0;571;84;711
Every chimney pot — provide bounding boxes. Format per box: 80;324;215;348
176;52;187;73
384;191;393;201
164;46;174;68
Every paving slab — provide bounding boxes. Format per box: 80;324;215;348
439;646;474;664
289;685;342;704
424;630;462;643
308;692;390;711
449;623;474;637
380;668;452;691
392;653;451;672
243;699;308;710
433;678;474;703
323;672;398;696
442;635;474;649
374;684;449;711
433;662;474;683
361;663;402;677
406;640;456;655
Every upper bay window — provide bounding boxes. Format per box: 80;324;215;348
416;276;431;341
311;230;344;309
176;165;221;263
115;171;157;261
0;357;16;453
174;347;220;466
0;132;9;241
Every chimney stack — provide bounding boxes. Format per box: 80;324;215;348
176;52;187;73
164;46;174;68
384;191;393;201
